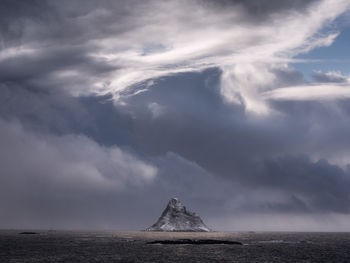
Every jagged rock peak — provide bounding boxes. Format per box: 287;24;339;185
145;197;211;232
167;197;185;210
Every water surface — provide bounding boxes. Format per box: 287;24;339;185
1;230;350;262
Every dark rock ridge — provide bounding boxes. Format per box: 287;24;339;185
145;197;211;232
19;232;39;235
147;239;243;245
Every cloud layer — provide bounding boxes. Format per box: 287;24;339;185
1;0;349;109
1;0;350;230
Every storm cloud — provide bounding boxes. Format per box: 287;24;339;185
1;0;350;231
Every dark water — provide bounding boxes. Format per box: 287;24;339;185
1;230;350;262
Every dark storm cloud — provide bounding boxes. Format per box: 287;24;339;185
0;0;53;47
0;0;134;98
0;46;115;83
0;81;90;134
2;65;350;229
201;0;319;20
0;117;229;230
0;0;132;45
0;79;133;146
246;156;350;213
119;69;350;212
0;118;158;229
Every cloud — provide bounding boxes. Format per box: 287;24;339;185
0;117;160;229
117;69;350;214
313;70;349;83
0;116;227;229
263;83;350;101
2;77;350;229
0;118;157;192
1;0;349;114
263;71;350;101
148;102;165;119
1;0;350;230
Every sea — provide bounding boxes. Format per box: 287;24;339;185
1;230;350;262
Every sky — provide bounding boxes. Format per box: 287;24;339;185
1;0;350;231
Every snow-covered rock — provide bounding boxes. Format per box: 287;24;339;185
145;197;211;232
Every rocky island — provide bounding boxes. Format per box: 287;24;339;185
146;197;211;232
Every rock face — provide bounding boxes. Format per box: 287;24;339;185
146;198;211;232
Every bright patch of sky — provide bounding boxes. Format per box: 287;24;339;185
293;12;350;81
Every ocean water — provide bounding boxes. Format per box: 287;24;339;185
1;230;350;262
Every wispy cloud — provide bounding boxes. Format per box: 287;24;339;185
263;83;350;101
91;0;348;113
1;0;349;114
264;71;350;101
